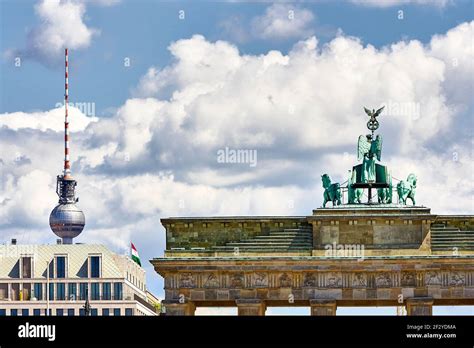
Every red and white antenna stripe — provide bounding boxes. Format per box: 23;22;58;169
64;48;71;178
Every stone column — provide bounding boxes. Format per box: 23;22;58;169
236;299;266;316
310;299;337;316
162;300;196;316
406;297;433;316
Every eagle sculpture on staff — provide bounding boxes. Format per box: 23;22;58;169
364;106;385;133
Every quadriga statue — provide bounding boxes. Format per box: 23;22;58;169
348;170;363;204
377;171;393;204
397;173;417;205
321;174;342;207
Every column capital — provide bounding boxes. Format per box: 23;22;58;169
236;299;266;316
309;299;337;316
406;297;434;316
162;300;196;316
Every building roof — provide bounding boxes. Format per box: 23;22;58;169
0;244;141;279
161;216;307;222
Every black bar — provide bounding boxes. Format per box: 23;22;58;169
0;316;473;347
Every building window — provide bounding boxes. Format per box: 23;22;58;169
102;283;111;300
68;309;75;316
68;283;77;301
22;309;29;316
49;283;54;301
89;256;101;278
79;308;85;316
102;308;109;316
56;309;64;316
79;283;88;301
45;309;52;316
21;283;31;301
114;283;123;300
0;309;5;316
11;283;20;300
0;284;7;300
33;309;41;316
91;309;98;316
56;283;65;300
113;308;121;316
11;309;18;316
21;257;32;278
47;261;54;279
125;308;133;316
91;283;100;300
34;283;43;300
56;256;66;278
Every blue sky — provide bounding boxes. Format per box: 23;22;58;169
1;0;473;114
0;0;473;315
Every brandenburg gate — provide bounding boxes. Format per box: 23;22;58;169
151;107;474;315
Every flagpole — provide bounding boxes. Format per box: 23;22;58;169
46;260;50;316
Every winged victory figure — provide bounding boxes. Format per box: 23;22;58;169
357;134;382;183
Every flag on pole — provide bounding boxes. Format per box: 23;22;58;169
131;242;141;266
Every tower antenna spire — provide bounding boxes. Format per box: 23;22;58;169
50;48;85;244
64;48;71;178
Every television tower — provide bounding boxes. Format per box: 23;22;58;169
49;48;85;244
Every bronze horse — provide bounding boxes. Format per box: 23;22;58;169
322;174;342;207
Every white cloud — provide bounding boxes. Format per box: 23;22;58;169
133;35;243;98
3;22;473;193
0;170;57;228
251;4;315;40
218;15;250;43
0;106;97;132
87;0;121;6
430;21;474;104
350;0;451;8
130;26;464;169
2;23;472;226
220;4;339;44
9;0;119;65
24;0;98;63
100;22;473;216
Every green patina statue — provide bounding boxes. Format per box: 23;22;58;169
348;170;363;204
377;170;393;204
357;134;382;183
321;174;342;207
397;173;417;205
320;106;417;206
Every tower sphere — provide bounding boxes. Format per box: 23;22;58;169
49;203;85;244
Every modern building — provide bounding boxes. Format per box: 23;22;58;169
0;49;159;316
0;242;158;316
